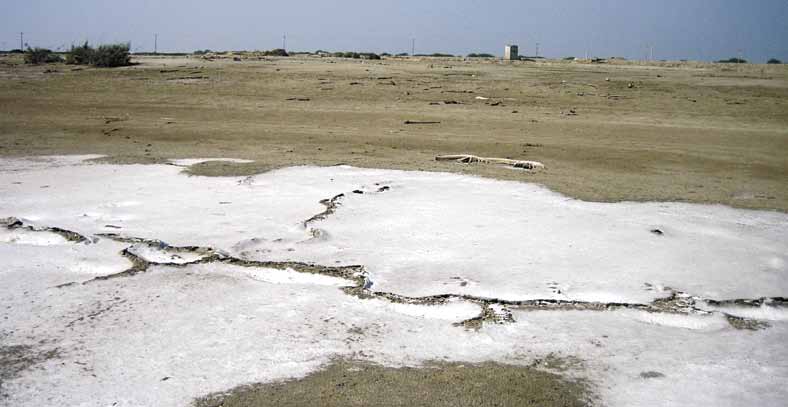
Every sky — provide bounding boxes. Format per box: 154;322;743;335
2;0;787;62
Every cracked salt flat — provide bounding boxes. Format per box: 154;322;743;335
1;156;787;407
126;243;214;265
246;166;787;304
0;227;70;246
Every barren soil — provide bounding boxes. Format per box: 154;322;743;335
1;54;786;211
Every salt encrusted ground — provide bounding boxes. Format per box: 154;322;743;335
1;156;786;406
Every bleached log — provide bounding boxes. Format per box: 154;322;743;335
435;154;545;170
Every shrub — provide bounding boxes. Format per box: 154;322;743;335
468;53;495;58
332;52;361;59
24;47;62;64
396;52;409;57
415;53;455;58
718;57;747;64
66;42;131;67
262;48;288;57
767;58;782;64
193;49;212;55
66;42;93;65
92;43;131;67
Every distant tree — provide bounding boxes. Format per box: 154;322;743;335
718;57;747;64
396;52;409;57
767;58;783;64
467;53;495;58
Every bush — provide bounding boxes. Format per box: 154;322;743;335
332;51;358;59
718;57;747;64
193;49;212;55
396;52;409;57
767;58;783;64
415;53;455;58
66;42;93;65
262;48;288;57
92;43;131;67
24;47;62;64
468;53;495;58
66;42;131;67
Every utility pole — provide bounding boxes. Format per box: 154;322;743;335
411;38;415;56
650;44;654;61
20;32;24;50
283;34;286;50
536;42;540;58
154;34;158;54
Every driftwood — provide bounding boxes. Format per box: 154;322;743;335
435;154;545;171
404;120;441;125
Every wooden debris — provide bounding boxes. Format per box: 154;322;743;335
404;120;441;125
435;154;545;171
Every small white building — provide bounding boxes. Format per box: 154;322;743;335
504;45;519;61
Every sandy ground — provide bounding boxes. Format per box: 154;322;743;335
1;54;786;211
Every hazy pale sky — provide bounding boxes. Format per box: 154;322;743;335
2;0;787;62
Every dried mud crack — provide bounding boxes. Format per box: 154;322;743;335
1;217;92;244
303;193;345;228
6;213;784;331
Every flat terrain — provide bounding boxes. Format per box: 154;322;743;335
1;54;787;211
1;55;787;407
